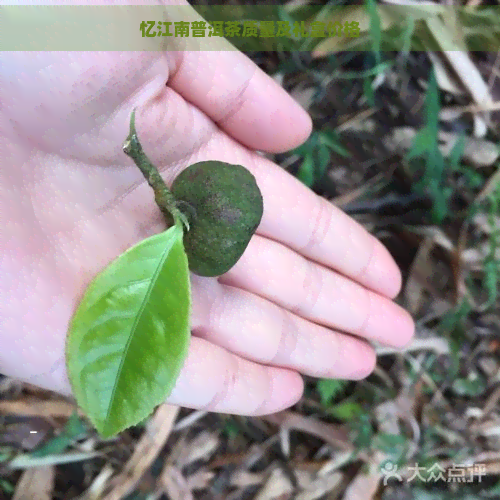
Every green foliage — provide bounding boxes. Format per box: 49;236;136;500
484;257;500;308
448;133;466;172
66;223;191;438
482;183;500;308
438;296;471;336
327;401;363;421
486;480;500;497
400;16;416;56
123;493;150;500
363;73;376;108
350;413;374;449
451;370;487;397
298;152;315;187
0;479;14;495
405;68;454;224
372;432;408;465
291;129;350;188
450;135;484;207
171;161;263;277
333;61;392;80
412;488;484;500
460;7;500;52
222;419;240;441
316;378;348;406
465;179;500;311
31;412;88;457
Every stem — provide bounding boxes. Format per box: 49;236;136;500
122;109;189;230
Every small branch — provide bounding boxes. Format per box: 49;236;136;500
123;109;189;230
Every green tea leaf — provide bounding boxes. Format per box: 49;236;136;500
66;224;191;438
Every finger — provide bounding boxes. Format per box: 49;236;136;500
166;50;312;153
219;234;415;349
167;336;304;415
247;156;404;299
190;275;377;380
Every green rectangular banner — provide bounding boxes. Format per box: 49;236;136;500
2;4;500;51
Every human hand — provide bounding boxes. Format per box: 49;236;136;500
2;47;414;415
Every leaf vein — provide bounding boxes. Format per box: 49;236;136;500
103;232;177;424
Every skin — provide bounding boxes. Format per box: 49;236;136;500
1;18;414;415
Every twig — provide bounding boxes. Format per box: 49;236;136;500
122;109;189;231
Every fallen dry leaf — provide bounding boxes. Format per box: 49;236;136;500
77;464;114;500
254;466;294;500
159;465;194;500
428;52;465;95
383;127;499;167
12;466;55;500
229;470;265;488
0;398;82;419
296;470;343;500
185;469;216;490
405;236;435;315
262;411;355;454
341;453;386;500
176;430;219;468
102;404;179;500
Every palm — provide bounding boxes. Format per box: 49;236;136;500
2;51;414;415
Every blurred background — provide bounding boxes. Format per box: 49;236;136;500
1;1;500;499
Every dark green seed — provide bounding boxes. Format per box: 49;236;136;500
171;161;263;277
